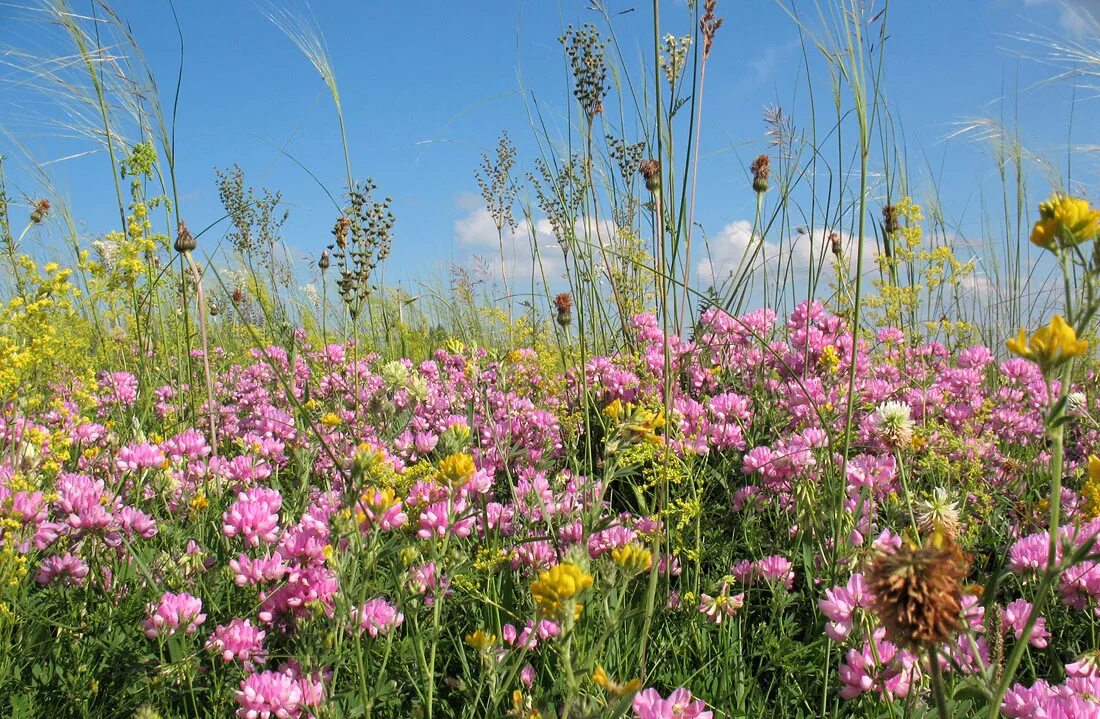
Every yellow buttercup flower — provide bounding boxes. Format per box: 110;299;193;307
1006;315;1088;371
1030;193;1100;250
530;563;592;620
320;412;341;429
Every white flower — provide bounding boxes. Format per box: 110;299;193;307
875;401;915;449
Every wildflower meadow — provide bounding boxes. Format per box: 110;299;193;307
2;1;1100;717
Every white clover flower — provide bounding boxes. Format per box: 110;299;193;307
875;400;915;449
916;487;962;544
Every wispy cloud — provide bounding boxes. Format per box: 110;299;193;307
1022;0;1100;36
452;202;568;292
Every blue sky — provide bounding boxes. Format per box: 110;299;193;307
1;0;1098;303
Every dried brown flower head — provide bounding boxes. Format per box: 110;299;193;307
882;204;899;234
867;541;970;649
554;292;573;327
333;216;351;249
750;155;771;193
639;159;661;193
701;0;723;59
829;231;843;258
30;198;50;224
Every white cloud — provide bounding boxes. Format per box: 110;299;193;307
696;220;877;288
452;205;569;294
1023;0;1100;36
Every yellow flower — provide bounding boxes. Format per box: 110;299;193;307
593;666;642;698
320;412;341;429
610;543;653;576
1083;455;1100;520
530;563;593;620
465;629;496;650
1006;315;1088;370
436;453;476;488
1030;193;1100;250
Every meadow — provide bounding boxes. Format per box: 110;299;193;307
1;1;1100;717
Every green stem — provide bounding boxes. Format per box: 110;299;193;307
929;645;950;719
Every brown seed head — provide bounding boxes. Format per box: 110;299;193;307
867;541;970;649
174;220;196;253
333;216;351;249
554;292;573;327
30;198;50;224
639;159;661;193
829;231;843;258
882;205;899;235
750;155;771;193
701;0;723;59
319;250;330;271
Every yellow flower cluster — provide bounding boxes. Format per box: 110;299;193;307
0;258;90;400
530;562;592;620
1006;315;1089;371
1030;193;1100;251
611;543;653;575
436;453;476;488
604;399;666;446
1082;456;1100;521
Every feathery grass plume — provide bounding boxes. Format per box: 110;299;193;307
867;540;970;649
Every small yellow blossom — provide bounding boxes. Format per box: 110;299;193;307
436;453;476;488
320;412;342;429
1030;194;1100;250
530;563;593;620
1082;455;1100;520
611;543;653;576
593;666;643;698
1006;315;1088;370
819;345;841;373
464;629;496;650
188;492;209;515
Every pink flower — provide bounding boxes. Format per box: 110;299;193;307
143;591;206;639
36;552;89;587
632;687;712;718
1002;599;1050;649
755;555;795;590
818;573;871;642
230;552;288;586
236;670;303;719
223;488;283;547
352;598;404;637
115;441;166;472
697;584;744;625
838;629;921;700
207;619;267;668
